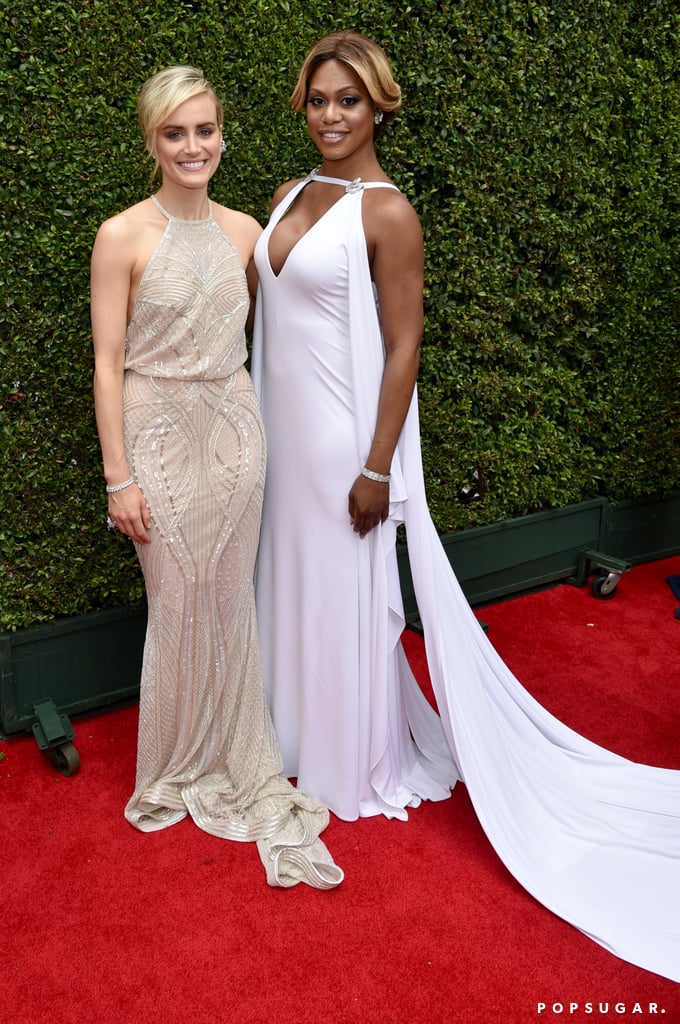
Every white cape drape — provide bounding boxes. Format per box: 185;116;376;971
253;178;680;982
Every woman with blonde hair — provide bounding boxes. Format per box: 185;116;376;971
252;31;680;975
91;64;342;889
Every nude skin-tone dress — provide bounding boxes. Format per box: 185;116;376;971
121;194;342;889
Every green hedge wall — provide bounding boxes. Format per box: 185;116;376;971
1;0;678;630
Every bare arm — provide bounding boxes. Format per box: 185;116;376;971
348;193;424;537
243;220;262;335
91;214;151;543
245;257;259;334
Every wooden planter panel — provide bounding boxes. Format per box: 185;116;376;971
2;492;679;742
398;498;608;618
0;607;145;736
604;492;680;564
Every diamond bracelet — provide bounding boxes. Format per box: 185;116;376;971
361;466;391;484
106;477;135;494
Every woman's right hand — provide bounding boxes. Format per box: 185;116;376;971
348;474;390;537
108;483;152;544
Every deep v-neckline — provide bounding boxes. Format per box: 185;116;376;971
266;178;347;279
265;173;400;279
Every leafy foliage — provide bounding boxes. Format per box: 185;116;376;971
1;0;678;629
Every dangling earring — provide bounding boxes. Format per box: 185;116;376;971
219;139;227;153
374;110;384;126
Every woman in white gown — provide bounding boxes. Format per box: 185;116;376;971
91;65;342;889
252;32;680;977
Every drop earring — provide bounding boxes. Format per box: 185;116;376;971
219;139;227;153
374;110;384;125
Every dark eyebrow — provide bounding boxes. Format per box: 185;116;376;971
162;120;218;130
308;88;362;99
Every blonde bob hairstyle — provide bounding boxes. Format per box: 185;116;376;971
137;65;223;178
290;32;401;134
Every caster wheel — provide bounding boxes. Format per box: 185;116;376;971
591;573;618;600
46;741;81;776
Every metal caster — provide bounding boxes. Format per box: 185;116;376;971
45;741;81;776
569;549;631;599
591;572;620;599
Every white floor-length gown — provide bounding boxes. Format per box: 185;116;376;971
252;171;680;979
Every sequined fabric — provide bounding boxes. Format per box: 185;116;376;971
121;199;342;888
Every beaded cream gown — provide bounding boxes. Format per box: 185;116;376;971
251;172;680;977
121;194;342;889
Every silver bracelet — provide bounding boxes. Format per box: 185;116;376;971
106;477;135;494
361;466;391;484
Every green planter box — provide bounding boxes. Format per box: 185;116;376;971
0;606;145;738
398;497;609;617
603;491;680;564
2;491;679;765
399;491;680;623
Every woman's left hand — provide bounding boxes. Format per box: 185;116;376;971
348;475;389;537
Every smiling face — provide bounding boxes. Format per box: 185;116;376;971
305;59;378;167
154;93;222;190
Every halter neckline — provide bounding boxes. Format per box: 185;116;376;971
151;194;213;223
307;170;399;193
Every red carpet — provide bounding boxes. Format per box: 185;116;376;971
3;557;679;1024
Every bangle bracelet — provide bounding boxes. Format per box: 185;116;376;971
106;477;135;494
361;466;391;484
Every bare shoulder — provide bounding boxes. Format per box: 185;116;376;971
211;205;262;268
212;203;262;245
270;178;306;214
94;198;155;247
363;186;423;247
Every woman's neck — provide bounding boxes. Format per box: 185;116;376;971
154;182;211;221
317;155;386;183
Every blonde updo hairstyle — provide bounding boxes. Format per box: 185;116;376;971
290;31;401;135
137;65;223;180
